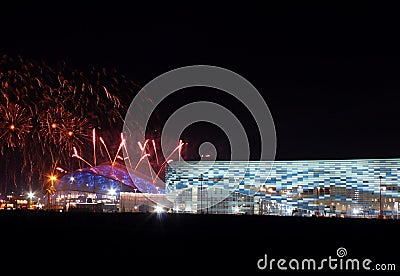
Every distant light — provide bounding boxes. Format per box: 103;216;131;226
154;205;164;213
353;208;361;215
233;206;240;213
27;192;35;199
49;175;57;182
69;176;75;182
108;187;116;196
9;124;15;131
68;131;74;136
51;123;57;129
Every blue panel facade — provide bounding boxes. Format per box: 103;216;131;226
166;159;400;217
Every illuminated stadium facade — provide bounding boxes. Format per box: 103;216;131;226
53;163;159;211
166;159;400;218
52;158;400;218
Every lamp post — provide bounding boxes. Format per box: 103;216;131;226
108;187;116;204
315;186;320;216
199;174;203;214
379;176;384;219
27;192;34;210
47;174;57;210
297;185;302;211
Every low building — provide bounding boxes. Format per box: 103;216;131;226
166;159;400;218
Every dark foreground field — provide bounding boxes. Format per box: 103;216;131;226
1;211;399;274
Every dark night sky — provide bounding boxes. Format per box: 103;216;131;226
2;1;400;161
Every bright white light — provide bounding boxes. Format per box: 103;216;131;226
154;205;164;213
233;206;240;213
69;176;75;182
353;208;361;215
27;192;35;199
108;187;116;195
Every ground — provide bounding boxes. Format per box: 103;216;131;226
2;211;398;274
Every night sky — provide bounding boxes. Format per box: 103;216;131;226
2;3;400;270
2;1;400;161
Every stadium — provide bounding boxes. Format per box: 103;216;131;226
166;158;400;218
52;158;400;218
52;162;164;212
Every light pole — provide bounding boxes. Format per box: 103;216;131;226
379;176;384;219
315;186;320;216
199;174;203;214
297;185;302;211
27;192;34;210
47;174;57;210
108;187;116;204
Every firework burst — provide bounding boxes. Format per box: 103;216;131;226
0;103;32;152
0;54;141;193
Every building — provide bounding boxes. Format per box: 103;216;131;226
52;158;400;218
166;159;400;218
120;192;173;212
52;163;157;211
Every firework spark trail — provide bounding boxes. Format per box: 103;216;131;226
56;167;68;173
134;139;150;170
137;139;149;153
153;141;184;183
154;159;174;183
134;153;150;171
93;128;96;166
121;133;134;170
121;133;131;158
147;154;156;181
142;139;156;180
152;139;159;165
178;139;183;161
133;138;157;179
72;147;93;167
112;133;125;166
99;137;113;164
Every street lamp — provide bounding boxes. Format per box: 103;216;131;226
108;187;116;204
297;185;303;210
27;192;34;209
46;174;57;210
378;176;386;219
199;174;203;214
315;186;320;216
